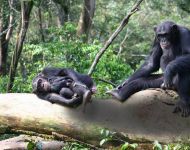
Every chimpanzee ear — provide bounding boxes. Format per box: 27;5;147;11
153;26;157;32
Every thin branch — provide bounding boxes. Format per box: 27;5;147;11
94;77;116;87
117;30;130;56
88;0;144;76
8;0;20;14
0;24;15;37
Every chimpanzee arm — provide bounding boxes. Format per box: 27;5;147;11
60;68;95;89
43;67;95;90
50;78;73;93
164;54;190;87
120;45;162;86
43;93;82;107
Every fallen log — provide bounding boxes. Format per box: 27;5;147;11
0;89;189;147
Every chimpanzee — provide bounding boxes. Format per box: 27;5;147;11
32;67;96;110
107;21;190;117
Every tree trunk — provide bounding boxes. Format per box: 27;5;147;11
77;0;96;42
56;4;69;27
38;6;45;42
0;0;9;75
53;0;70;27
7;1;33;92
0;90;189;148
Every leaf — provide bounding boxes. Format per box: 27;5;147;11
27;141;36;150
153;141;162;150
100;129;105;135
100;138;109;146
130;143;138;149
163;145;170;150
121;142;129;150
105;130;110;136
173;144;181;150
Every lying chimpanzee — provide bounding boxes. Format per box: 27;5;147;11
32;67;96;110
107;21;190;117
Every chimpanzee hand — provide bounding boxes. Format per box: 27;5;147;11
173;100;190;117
51;77;73;92
161;74;173;90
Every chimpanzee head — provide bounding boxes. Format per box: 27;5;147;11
32;74;51;93
154;21;179;50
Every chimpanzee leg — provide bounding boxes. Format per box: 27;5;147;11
173;73;190;117
71;83;92;112
59;87;74;99
107;74;163;102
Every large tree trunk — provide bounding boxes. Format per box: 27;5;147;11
0;89;189;147
77;0;95;42
53;0;70;27
7;1;33;92
0;0;14;75
38;6;45;42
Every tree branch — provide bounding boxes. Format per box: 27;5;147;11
0;23;15;37
88;0;144;76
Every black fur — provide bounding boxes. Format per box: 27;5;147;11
32;67;96;107
107;21;190;117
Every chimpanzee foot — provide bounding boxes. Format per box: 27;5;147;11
161;83;175;90
173;100;190;117
106;89;124;102
82;90;92;113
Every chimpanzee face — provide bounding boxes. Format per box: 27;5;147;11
157;33;171;50
91;85;97;94
154;21;178;50
37;78;51;92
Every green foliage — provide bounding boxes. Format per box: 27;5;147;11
5;0;190;95
0;76;9;93
62;142;89;150
153;141;163;150
100;128;138;149
2;22;132;94
27;141;36;150
121;143;138;150
166;143;190;150
152;141;190;150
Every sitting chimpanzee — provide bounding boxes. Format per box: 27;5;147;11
107;21;190;117
32;67;96;110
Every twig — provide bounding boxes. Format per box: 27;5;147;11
8;0;20;14
94;77;117;87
